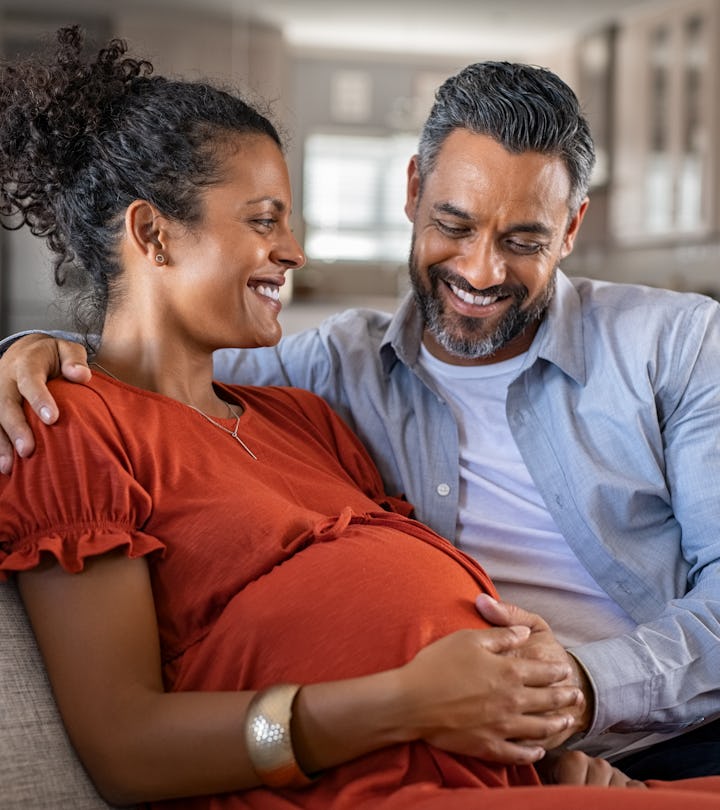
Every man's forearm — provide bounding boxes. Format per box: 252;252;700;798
570;608;720;738
0;329;81;356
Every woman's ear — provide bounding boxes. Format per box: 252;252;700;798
124;200;169;266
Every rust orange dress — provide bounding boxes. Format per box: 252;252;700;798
1;374;718;809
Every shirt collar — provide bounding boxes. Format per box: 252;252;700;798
381;291;424;375
532;270;587;385
380;269;587;385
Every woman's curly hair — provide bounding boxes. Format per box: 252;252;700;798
0;25;282;334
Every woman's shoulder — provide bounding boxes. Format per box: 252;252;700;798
45;373;176;418
39;375;134;427
27;376;164;457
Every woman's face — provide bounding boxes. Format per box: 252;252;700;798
163;134;305;352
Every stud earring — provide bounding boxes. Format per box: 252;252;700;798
155;253;166;265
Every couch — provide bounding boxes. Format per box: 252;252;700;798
0;579;127;808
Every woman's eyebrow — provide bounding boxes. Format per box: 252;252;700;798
245;196;287;212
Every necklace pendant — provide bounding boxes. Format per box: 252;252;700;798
233;435;258;460
187;401;258;460
228;423;256;459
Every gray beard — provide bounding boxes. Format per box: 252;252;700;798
409;254;556;361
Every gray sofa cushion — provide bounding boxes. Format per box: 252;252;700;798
0;579;119;809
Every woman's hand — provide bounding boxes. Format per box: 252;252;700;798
393;624;584;764
536;749;647;788
0;334;89;472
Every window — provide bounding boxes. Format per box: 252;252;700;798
645;25;673;233
677;15;706;229
643;14;709;234
303;133;417;262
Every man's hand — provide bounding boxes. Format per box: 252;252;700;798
475;594;594;747
536;750;647;788
0;334;90;473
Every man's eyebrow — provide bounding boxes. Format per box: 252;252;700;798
433;202;554;237
508;221;554;237
433;201;472;220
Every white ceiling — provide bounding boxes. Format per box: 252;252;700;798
4;0;665;59
242;0;662;57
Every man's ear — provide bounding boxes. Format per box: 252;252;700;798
124;200;168;265
404;155;421;223
560;197;589;259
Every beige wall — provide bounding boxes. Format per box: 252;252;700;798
2;0;719;335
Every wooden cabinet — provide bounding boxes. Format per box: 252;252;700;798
611;0;719;243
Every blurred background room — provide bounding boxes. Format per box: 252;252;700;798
0;0;718;335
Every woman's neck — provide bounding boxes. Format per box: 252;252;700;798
94;320;226;416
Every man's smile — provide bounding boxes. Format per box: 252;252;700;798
448;282;505;308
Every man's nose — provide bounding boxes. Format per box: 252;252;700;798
454;236;507;290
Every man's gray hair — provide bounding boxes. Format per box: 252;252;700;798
417;61;596;215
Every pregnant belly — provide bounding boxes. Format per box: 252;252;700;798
172;515;496;692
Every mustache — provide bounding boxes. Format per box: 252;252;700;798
427;264;527;300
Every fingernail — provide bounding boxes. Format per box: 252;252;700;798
0;456;10;474
14;438;24;456
40;406;53;423
509;625;531;639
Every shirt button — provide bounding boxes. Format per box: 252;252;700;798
436;483;451;497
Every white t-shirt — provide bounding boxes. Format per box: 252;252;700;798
417;344;637;648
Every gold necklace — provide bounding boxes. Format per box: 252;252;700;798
91;361;258;460
186;401;258;460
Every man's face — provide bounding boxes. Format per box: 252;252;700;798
405;129;587;365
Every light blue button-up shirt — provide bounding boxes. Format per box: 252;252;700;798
214;270;720;752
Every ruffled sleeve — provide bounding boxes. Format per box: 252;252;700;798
0;525;164;577
0;379;164;578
